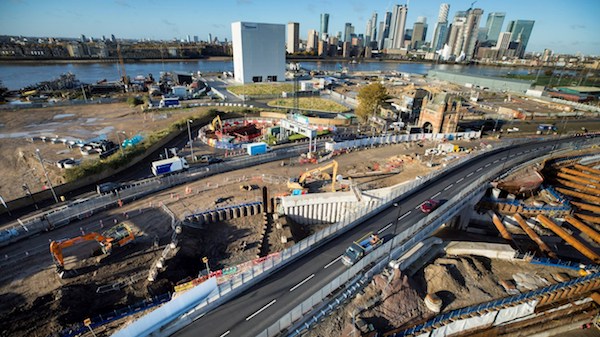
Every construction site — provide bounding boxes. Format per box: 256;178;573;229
302;152;600;337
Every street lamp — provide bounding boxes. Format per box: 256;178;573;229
22;183;38;210
187;119;195;162
35;149;59;203
116;131;126;157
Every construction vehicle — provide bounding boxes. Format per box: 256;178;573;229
287;160;338;192
49;223;135;278
342;232;383;266
209;115;223;132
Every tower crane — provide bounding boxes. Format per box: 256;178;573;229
116;44;129;91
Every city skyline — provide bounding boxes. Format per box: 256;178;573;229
1;0;599;55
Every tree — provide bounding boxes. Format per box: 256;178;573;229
355;82;388;122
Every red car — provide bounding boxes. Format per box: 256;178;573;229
420;199;440;213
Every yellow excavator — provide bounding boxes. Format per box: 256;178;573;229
288;160;338;193
49;222;135;278
209;115;223;132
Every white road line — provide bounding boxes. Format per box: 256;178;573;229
324;255;342;269
290;274;315;292
399;211;411;220
485;163;491;167
476;167;483;172
501;156;507;160
246;299;277;321
431;192;441;199
493;160;499;164
456;178;464;183
378;223;393;234
444;184;453;191
467;172;474;177
219;331;231;337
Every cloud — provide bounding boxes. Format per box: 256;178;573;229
570;24;586;30
114;0;132;8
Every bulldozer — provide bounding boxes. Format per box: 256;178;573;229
49;222;135;278
208;115;223;132
288;160;339;193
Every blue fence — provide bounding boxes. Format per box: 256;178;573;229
529;257;593;271
395;272;600;336
55;293;172;337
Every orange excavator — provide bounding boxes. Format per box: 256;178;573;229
49;223;135;278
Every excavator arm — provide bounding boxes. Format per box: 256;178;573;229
49;232;105;268
294;160;339;192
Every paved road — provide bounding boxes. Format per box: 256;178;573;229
173;137;586;337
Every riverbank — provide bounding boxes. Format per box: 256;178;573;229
0;56;233;64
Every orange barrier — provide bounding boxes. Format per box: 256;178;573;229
513;214;557;259
555;187;600;204
576;214;600;224
571;201;600;214
490;211;514;241
537;214;600;264
565;215;600;244
560;167;600;183
556;179;600;196
574;164;600;176
557;173;600;189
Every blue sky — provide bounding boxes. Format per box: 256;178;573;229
1;0;599;55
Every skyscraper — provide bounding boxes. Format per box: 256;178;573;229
344;23;354;43
507;20;535;56
307;29;319;52
460;8;483;60
448;11;467;57
411;18;427;50
431;3;450;52
320;13;330;35
287;22;300;54
388;4;408;49
378;11;392;50
365;12;378;44
485;12;505;43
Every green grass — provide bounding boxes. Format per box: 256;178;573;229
63;109;218;182
268;97;349;112
228;83;294;96
503;73;598;88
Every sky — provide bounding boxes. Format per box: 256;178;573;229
1;0;599;56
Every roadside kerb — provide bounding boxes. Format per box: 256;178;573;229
155;137;578;336
268;140;597;337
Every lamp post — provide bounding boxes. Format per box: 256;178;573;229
116;131;126;157
22;183;38;210
187;119;195;162
35;149;59;203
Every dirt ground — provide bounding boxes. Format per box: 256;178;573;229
1;128;477;336
304;253;582;337
0;101;230;201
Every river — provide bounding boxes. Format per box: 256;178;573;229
0;59;540;90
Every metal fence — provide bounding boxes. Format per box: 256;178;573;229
258;138;597;337
396;271;600;336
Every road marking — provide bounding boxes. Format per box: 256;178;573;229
493;160;499;164
467;172;474;177
378;223;393;234
456;178;464;183
444;184;453;191
219;331;231;337
501;156;507;160
476;167;483;172
324;255;342;269
290;274;315;292
431;192;441;199
246;299;276;321
399;211;411;220
485;163;491;168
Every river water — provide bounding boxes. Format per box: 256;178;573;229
0;59;538;90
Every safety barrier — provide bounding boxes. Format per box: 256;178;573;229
0;145;305;253
395;271;600;336
56;293;172;337
259;138;599;337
